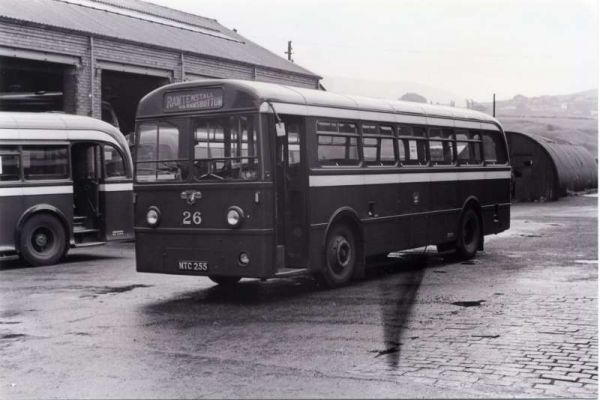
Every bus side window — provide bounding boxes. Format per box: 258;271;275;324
0;146;20;181
482;131;507;164
103;145;126;179
316;120;359;167
399;125;428;165
22;146;69;180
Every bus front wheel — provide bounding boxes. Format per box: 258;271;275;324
20;213;66;267
457;208;481;260
320;224;357;287
208;276;241;286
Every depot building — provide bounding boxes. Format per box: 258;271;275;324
0;0;320;135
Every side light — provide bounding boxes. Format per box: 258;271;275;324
226;206;244;228
146;207;160;227
239;252;250;266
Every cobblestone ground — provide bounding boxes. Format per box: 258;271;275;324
348;195;598;398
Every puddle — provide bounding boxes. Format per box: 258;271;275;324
574;260;598;265
451;300;485;307
472;334;500;339
370;344;400;357
0;333;26;340
518;234;542;238
90;284;152;295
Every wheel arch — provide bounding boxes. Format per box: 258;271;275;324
460;196;484;251
15;205;70;253
322;206;365;280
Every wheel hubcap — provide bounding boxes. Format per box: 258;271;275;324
335;238;351;268
32;228;52;253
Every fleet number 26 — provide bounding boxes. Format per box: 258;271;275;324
182;211;202;225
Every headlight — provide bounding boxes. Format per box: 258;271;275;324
226;206;244;228
239;252;250;266
146;207;160;227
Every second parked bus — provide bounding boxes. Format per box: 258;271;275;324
133;80;510;287
0;112;134;266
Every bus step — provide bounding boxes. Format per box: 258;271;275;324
274;267;309;278
73;241;106;248
74;227;99;234
73;215;87;222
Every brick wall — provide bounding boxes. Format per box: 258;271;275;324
0;20;320;120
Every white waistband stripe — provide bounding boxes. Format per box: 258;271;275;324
98;183;133;192
309;170;510;187
0;185;73;197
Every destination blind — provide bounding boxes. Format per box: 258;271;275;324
163;88;224;112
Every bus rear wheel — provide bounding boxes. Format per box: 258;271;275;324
208;276;241;286
457;208;481;260
20;214;66;267
320;224;357;287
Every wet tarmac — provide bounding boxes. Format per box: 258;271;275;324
0;195;597;398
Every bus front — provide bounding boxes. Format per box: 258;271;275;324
133;83;277;284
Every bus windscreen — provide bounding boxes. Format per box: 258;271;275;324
193;115;258;181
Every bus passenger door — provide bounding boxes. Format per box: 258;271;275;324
275;116;309;268
72;143;101;230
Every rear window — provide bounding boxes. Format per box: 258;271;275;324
0;146;20;181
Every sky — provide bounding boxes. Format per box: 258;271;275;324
150;0;598;103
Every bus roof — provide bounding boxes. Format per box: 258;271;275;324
137;79;500;125
0;111;129;150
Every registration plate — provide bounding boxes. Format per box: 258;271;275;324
177;260;208;272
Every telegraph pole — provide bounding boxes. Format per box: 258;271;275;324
285;41;293;62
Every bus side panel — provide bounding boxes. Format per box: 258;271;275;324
99;186;134;241
483;176;511;235
0;193;24;252
429;179;459;245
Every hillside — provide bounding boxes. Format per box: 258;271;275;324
482;90;598;155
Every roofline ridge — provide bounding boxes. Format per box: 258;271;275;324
91;0;220;27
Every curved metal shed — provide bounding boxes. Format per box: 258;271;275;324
506;130;597;201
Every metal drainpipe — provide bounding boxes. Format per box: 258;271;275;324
180;52;185;81
89;36;95;117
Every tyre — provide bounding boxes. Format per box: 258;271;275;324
20;214;67;267
320;223;357;287
456;208;481;260
208;275;241;286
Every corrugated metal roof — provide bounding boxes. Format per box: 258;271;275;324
0;0;319;78
507;130;597;195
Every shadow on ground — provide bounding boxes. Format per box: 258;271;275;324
0;252;124;271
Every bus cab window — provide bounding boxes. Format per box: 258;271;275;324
193;116;258;180
104;146;126;179
136;121;186;182
0;147;20;181
22;146;69;180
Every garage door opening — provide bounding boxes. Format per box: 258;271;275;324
101;70;167;136
0;57;67;111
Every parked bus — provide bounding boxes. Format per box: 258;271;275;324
0;112;134;266
133;80;510;287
